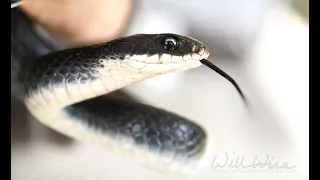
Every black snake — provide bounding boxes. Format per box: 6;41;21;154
11;6;248;173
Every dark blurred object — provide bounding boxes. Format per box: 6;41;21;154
11;8;54;69
11;8;57;100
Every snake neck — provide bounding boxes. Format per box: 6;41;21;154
24;59;158;118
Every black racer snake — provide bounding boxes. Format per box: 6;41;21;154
11;3;248;173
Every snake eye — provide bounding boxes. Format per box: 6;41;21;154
162;37;178;50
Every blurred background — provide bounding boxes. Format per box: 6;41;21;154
11;0;309;179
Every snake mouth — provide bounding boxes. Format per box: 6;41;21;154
200;45;210;60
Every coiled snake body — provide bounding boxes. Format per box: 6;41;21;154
25;33;210;172
11;9;213;172
11;8;247;174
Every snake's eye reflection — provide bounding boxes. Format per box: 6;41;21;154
162;38;178;50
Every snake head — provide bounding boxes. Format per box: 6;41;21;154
101;33;210;76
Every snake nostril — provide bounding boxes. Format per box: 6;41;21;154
191;45;201;54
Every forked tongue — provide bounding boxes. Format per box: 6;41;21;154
200;59;251;112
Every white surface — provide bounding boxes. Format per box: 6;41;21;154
12;1;308;180
244;3;309;178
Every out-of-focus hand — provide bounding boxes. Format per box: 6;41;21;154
20;0;133;46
